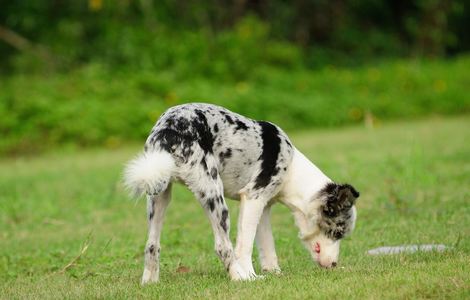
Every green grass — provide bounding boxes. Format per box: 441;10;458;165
1;116;469;299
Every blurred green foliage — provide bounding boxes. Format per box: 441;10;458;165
0;0;469;73
0;1;469;155
1;56;469;155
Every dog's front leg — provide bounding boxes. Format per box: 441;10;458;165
234;193;267;279
256;205;281;274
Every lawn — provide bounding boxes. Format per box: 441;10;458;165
1;116;469;299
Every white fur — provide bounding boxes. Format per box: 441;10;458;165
280;148;332;207
255;205;281;273
124;151;175;197
278;148;341;268
235;193;268;279
141;189;172;284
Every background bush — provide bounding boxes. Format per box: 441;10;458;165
0;0;469;155
1;56;468;155
1;0;469;73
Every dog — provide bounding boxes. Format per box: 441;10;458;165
124;103;359;284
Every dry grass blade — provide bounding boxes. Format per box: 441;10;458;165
58;233;93;274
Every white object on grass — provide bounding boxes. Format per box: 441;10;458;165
367;244;448;255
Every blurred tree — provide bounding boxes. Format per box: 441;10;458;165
0;0;468;73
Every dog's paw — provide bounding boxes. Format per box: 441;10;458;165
261;266;282;275
229;261;248;281
229;261;264;281
141;269;159;285
229;261;255;281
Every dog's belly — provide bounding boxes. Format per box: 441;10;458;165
219;163;257;199
213;122;263;199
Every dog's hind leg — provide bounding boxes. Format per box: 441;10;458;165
185;159;250;280
255;205;281;273
141;183;172;285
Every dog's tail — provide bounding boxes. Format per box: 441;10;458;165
123;150;175;198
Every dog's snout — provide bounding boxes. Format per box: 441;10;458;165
317;260;338;269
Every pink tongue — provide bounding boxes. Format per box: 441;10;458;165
314;243;321;253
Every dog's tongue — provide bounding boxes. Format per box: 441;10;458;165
314;242;321;253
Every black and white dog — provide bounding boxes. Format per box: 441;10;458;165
124;103;359;284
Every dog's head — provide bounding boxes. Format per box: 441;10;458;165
305;183;359;268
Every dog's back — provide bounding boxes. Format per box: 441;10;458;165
141;103;294;199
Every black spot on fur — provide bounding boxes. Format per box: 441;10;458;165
200;157;208;171
254;121;281;189
153;128;192;154
192;110;215;154
213;124;219;132
150;116;196;160
199;191;206;199
216;247;232;269
175;117;190;132
148;245;155;254
219;148;232;163
225;114;235;125
207;199;215;212
235;120;248;131
220;209;229;232
210;167;218;179
285;138;293;148
149;199;155;220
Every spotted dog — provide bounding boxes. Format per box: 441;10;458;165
124;103;359;284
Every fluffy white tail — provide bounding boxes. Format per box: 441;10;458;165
124;150;175;198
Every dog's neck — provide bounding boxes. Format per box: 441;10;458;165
279;148;332;240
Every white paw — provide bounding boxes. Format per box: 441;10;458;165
141;268;159;285
229;261;249;281
229;261;263;281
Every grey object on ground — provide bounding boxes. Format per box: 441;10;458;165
367;244;448;255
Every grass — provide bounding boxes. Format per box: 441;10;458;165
1;116;469;299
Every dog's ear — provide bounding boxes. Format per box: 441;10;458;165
337;184;359;208
321;183;359;217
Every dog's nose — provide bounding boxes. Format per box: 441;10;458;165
331;262;337;268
